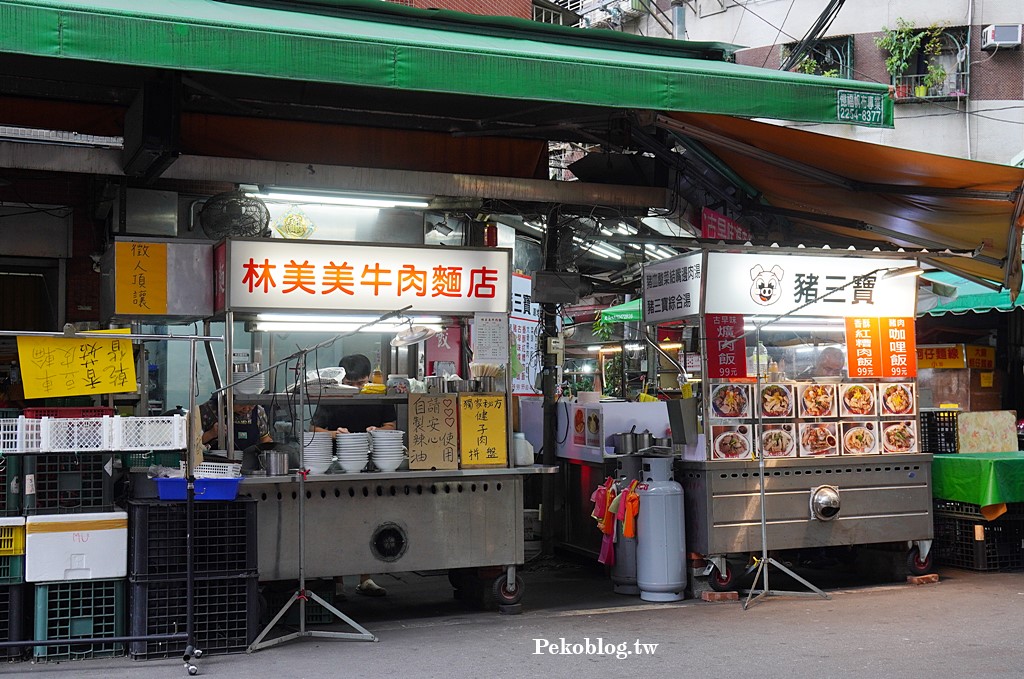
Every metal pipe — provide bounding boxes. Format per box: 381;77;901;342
540;204;561;556
5;633;188;649
671;0;685;40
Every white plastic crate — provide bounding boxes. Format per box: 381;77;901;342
25;511;128;582
0;416;41;453
112;415;186;451
180;461;242;478
39;417;114;452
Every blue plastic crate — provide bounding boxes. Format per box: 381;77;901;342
154;478;241;501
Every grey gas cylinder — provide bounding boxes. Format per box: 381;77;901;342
636;456;686;602
610;455;643;595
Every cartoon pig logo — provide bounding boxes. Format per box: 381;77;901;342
749;264;784;306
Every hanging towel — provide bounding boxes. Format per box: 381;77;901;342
598;532;616;566
598;486;618;535
590;477;613;520
622;487;641;539
616;480;639;522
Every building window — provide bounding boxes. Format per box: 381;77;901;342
534;6;563;25
895;28;969;102
782;36;853;79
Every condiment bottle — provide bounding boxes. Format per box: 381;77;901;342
371;366;384;385
768;361;779;382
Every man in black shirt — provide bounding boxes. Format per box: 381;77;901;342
311;353;395;598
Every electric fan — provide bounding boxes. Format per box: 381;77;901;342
198;189;271;239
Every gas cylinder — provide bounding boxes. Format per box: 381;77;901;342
636;456;686;602
610;455;643;595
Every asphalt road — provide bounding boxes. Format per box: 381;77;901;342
4;557;1023;679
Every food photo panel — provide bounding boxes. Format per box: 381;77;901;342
840;383;877;418
840;421;880;455
759;383;794;419
798;383;836;418
798;422;839;457
710;424;753;460
880;420;919;454
880;383;916;417
709;383;751;419
759;423;797;459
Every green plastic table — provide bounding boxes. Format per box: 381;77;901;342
932;452;1024;507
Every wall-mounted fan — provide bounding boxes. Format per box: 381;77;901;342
198;189;270;239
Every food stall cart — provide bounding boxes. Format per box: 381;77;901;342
213;237;554;611
647;248;935;590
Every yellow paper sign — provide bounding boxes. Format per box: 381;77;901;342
980;372;994;388
17;329;136;399
115;241;168;315
458;393;508;468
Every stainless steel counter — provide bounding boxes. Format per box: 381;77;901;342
241;465;556;485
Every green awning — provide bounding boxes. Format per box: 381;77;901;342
919;271;1024;316
600;299;642;323
0;0;894;127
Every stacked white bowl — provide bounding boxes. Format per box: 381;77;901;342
302;432;334;474
335;432;371;473
370;430;406;472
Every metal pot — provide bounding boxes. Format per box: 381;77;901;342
653;436;672;448
260;451;290;476
613;432;638;455
635;431;654;450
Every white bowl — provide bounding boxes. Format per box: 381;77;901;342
338;459;368;473
373;459;403;472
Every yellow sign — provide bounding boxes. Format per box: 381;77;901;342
965;345;995;370
916;344;966;369
408;394;459;471
458;394;508;468
17;329;136;399
980;372;994;388
115;241;168;315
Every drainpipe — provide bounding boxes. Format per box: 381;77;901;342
671;0;686;40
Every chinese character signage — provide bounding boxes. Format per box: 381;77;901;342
458;394;508;468
510;273;541;395
472;312;509;364
701;207;751;241
225;240;510;314
705;314;747;379
703;253;917;317
408;393;459;470
916;344;967;370
17;329;137;399
965;345;995;370
115;241;168;315
837;90;885;127
844;317;916;378
642;252;702;323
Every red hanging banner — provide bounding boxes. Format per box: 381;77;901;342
705;313;747;379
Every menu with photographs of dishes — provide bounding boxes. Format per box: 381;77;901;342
880;420;918;454
759;383;794;419
710;424;753;460
839;384;877;418
798;422;839;457
879;383;916;417
840;421;880;455
708;383;751;420
759;423;797;458
797;383;837;419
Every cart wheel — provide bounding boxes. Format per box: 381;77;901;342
708;562;737;592
906;546;933;576
491;574;525;606
187;663;199;675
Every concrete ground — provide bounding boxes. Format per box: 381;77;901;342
3;555;1022;679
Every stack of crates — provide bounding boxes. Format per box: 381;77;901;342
127;499;259;659
20;407;127;662
0;517;28;659
919;410;959;454
933;500;1024;571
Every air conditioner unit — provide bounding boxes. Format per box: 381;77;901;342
981;24;1022;50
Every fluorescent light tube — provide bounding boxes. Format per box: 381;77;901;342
254;190;430;209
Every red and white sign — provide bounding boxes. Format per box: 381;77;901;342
845;317;916;378
224;240;510;314
705;313;747;379
701;207;751;241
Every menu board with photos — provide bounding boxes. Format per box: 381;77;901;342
840;421;880;455
710;424;753;460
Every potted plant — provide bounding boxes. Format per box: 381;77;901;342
924;62;947;96
875;18;923;97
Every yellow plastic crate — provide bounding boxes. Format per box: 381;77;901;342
0;523;25;557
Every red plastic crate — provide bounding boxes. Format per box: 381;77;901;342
22;407;115;420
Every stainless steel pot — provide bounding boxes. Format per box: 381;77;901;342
613;432;638;455
260;451;290;476
635;431;654;450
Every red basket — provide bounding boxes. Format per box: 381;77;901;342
21;407;115;420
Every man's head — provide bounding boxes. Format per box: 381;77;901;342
817;346;845;374
339;354;372;388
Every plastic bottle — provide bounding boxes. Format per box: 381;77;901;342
371;366;384;385
513;432;535;467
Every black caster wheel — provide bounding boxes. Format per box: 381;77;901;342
907;546;933;576
708;562;737;592
491;574;525;606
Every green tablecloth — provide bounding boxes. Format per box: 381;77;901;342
932;452;1024;506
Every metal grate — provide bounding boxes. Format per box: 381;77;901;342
33;579;125;661
933;514;1024;571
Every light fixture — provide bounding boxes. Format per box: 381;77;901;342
251;188;430;209
390;324;439;347
256;313;441;324
251;313;442;335
882;265;925;279
430;219;454;236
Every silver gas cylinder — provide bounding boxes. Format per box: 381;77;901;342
636;456;686;602
610;455;643;595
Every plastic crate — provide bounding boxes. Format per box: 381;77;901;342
0;417;42;454
128;499;257;581
33;578;125;661
933;513;1024;571
0;455;22;517
155;477;241;501
0;408;20;419
24;453;116;515
128;574;258;659
934;500;1024;520
0;518;25;556
42;396;97;408
919;410;959;454
39;417;114;452
0;584;29;660
22;407;114;419
122;451;181;471
0;555;24;585
112;416;187;451
181;461;242;478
